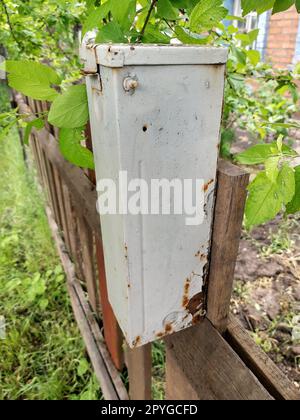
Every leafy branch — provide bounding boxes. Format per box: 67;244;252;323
0;0;23;52
138;0;158;41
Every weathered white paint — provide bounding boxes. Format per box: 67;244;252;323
83;43;227;348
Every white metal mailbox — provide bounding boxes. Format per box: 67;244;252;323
82;42;227;348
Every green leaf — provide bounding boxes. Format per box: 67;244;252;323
241;0;275;16
247;49;260;66
110;0;136;30
24;118;44;145
142;25;171;43
174;26;210;44
248;29;259;43
48;85;89;129
236;144;275;165
265;156;279;183
59;128;95;170
2;61;60;102
236;142;297;165
226;15;246;22
262;121;300;130
157;0;178;20
235;29;259;47
245;171;283;229
296;0;300;12
286;166;300;214
227;73;245;91
82;1;111;35
2;60;60;85
231;45;247;65
190;0;227;32
272;0;294;14
277;163;295;204
95;21;127;43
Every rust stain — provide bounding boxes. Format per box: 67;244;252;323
156;332;164;338
165;323;173;333
182;277;191;308
195;250;207;261
124;243;128;259
187;292;204;316
132;336;141;347
203;179;214;193
182;296;189;308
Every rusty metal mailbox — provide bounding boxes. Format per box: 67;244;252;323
82;41;227;348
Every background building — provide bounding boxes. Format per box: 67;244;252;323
225;0;300;68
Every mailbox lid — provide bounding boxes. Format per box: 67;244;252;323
94;44;228;68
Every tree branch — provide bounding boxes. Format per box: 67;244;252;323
0;0;23;50
138;0;157;42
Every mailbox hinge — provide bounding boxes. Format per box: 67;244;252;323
82;68;103;94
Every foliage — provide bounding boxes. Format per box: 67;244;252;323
241;0;300;15
0;85;101;399
0;0;300;229
236;138;300;228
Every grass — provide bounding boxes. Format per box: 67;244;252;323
0;84;101;400
0;84;167;400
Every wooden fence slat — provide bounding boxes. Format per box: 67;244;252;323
30;136;45;193
60;183;78;263
35;137;57;216
165;319;273;400
53;167;71;249
226;316;300;401
77;216;99;314
126;345;152;400
207;159;249;333
95;236;124;371
45;206;129;400
44;157;61;227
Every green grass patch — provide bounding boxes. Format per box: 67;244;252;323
0;84;101;400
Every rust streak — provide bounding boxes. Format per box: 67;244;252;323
132;336;141;348
187;292;204;316
182;277;191;308
165;323;173;334
203;179;214;193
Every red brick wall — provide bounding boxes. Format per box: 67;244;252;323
266;6;299;68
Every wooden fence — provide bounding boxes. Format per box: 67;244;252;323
13;92;300;401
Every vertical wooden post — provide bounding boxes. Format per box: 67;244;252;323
207;159;249;333
126;345;152;400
